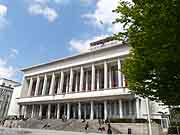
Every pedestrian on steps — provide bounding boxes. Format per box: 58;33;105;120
85;121;89;133
107;123;112;134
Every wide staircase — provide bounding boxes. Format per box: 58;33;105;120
3;119;162;134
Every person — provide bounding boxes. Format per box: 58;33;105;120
98;124;102;132
82;118;86;123
62;114;65;122
85;122;89;132
105;117;110;124
98;119;101;126
107;123;112;134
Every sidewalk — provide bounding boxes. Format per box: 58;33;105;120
0;127;124;135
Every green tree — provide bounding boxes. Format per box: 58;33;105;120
113;0;180;105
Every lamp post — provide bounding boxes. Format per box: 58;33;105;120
145;98;152;135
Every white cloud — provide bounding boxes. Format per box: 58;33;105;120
0;4;8;30
82;0;124;34
0;4;7;16
0;58;16;79
29;0;69;4
30;0;49;4
27;0;63;22
9;48;19;58
11;48;19;55
29;4;58;22
69;35;108;53
53;0;70;5
80;0;94;5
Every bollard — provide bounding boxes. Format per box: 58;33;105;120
128;128;132;134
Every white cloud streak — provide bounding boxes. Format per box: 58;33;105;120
0;4;8;30
9;48;19;58
0;58;16;79
27;0;64;22
29;4;58;22
70;0;122;52
82;0;124;34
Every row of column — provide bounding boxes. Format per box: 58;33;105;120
27;58;125;97
22;98;141;120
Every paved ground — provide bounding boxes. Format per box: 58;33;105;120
0;127;123;135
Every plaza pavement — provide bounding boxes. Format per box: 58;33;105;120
0;127;123;135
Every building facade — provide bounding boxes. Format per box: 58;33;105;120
0;78;20;119
18;39;168;121
8;85;22;116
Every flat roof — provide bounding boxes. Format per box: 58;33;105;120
0;78;21;86
21;42;125;72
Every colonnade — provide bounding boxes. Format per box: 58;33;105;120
21;98;141;120
25;58;127;97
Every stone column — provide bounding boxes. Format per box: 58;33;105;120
64;105;66;115
69;68;74;93
24;105;27;118
79;66;84;92
48;104;51;119
19;105;22;116
119;100;123;118
117;58;122;87
42;74;47;95
109;67;112;89
57;104;60;119
104;101;107;120
104;61;108;89
49;73;55;95
124;101;127;116
75;72;79;92
85;71;88;91
34;76;40;96
91;64;95;91
27;78;33;96
39;104;42;119
58;71;64;94
67;103;70;120
31;105;34;118
90;101;94;120
109;103;112;118
97;69;100;90
78;102;81;119
136;98;140;118
66;74;69;93
129;100;132;117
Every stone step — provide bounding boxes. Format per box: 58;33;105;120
3;119;161;135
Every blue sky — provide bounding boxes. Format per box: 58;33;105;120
0;0;123;82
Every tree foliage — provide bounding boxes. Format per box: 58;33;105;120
114;0;180;105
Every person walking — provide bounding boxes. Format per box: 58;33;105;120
107;123;112;134
85;121;89;133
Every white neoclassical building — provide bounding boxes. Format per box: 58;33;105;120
17;38;168;121
0;78;20;119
